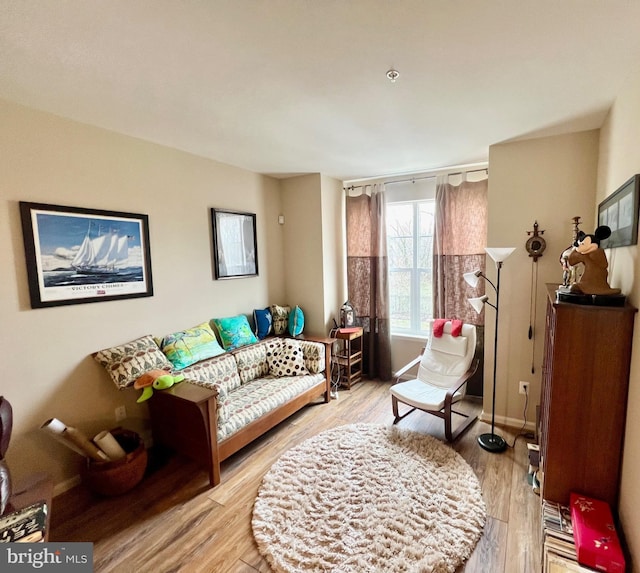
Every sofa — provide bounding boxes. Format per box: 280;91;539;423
143;336;330;487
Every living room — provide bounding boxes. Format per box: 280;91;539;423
2;2;640;572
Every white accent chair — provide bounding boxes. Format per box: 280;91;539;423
390;321;479;441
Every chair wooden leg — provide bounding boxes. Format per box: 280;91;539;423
444;399;478;442
392;396;399;423
444;401;453;441
392;396;416;424
449;411;478;441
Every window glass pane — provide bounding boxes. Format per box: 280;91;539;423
387;205;413;234
389;237;413;268
389;270;411;330
419;202;435;235
386;199;435;336
418;236;433;270
419;269;434;331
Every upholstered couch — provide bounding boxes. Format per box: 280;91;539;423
145;336;331;487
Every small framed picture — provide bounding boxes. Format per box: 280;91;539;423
19;202;153;308
598;174;640;248
211;208;258;279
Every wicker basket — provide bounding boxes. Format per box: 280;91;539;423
83;428;147;496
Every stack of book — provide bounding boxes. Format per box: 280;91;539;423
542;497;626;572
0;500;48;543
542;500;598;572
542;500;578;567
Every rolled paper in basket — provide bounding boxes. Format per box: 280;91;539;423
40;418;110;462
93;430;126;461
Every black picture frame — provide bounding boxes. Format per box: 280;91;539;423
211;208;258;279
598;174;640;248
19;201;153;308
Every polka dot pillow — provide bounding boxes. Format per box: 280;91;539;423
267;340;309;377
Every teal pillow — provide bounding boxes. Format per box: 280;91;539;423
158;322;225;370
288;305;305;336
212;315;259;351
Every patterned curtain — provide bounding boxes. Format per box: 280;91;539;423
433;177;488;397
433;178;488;325
345;185;392;381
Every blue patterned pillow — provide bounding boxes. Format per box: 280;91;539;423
288;305;305;336
158;322;225;370
212;315;259;351
253;308;273;339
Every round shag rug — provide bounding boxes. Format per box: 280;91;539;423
252;423;486;573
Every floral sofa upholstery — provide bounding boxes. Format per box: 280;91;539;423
146;336;330;487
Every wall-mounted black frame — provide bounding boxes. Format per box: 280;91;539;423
598;174;640;249
19;201;153;308
211;208;258;279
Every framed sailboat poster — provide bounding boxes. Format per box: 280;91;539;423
19;202;153;308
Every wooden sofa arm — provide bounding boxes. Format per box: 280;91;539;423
148;381;220;487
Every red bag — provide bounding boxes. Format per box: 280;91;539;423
570;493;625;573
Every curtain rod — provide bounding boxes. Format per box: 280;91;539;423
344;167;488;192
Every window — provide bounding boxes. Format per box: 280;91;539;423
387;200;435;336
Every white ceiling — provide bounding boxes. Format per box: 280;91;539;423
2;1;640;181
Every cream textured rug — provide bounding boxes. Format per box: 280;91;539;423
252;423;486;573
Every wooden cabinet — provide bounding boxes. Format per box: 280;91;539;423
540;284;636;507
335;328;363;389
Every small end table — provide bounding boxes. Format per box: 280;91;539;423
335;327;363;389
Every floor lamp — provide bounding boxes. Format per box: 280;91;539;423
463;247;516;453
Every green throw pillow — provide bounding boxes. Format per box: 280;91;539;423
212;315;259;351
158;322;225;370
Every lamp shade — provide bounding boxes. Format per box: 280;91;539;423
485;247;516;263
468;295;489;314
463;270;482;288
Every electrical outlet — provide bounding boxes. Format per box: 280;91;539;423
519;381;530;395
115;405;126;422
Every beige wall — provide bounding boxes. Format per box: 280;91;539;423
280;174;325;333
596;68;640;567
5;83;639;563
487;131;600;427
320;174;347;329
280;174;345;335
1;99;289;491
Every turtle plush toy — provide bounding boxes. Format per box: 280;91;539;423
134;370;185;403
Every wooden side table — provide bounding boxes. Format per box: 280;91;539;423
335;328;363;389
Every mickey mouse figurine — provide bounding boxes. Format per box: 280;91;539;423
568;226;621;296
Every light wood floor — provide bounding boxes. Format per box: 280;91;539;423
51;380;541;573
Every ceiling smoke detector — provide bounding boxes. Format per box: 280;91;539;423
386;69;400;83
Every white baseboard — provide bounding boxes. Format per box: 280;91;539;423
478;411;536;433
